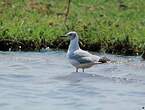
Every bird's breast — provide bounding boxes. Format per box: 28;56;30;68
68;59;80;67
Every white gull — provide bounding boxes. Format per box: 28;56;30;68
65;31;110;72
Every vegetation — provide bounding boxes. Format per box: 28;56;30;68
0;0;145;55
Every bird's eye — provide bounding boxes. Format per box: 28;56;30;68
69;33;73;36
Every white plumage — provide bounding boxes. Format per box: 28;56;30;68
66;31;109;72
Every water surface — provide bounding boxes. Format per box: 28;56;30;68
0;51;145;110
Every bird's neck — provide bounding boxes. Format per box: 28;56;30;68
68;37;80;53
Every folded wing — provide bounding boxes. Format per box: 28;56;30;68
68;49;100;64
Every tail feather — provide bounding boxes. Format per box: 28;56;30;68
98;57;110;63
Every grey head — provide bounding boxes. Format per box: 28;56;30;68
66;31;78;40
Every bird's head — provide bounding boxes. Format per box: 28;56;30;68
65;31;78;40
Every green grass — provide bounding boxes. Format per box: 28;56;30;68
0;0;145;54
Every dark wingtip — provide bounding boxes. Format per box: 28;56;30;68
99;57;111;63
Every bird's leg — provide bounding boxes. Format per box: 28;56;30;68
82;68;84;72
76;68;78;72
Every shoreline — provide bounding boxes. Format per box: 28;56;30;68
0;38;143;55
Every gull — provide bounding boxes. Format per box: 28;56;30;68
65;31;110;72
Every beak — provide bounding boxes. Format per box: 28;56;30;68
60;35;67;37
60;33;68;37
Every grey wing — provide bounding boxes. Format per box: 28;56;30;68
69;50;100;64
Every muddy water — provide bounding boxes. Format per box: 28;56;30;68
0;51;145;110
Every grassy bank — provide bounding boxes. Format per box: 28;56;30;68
0;0;145;55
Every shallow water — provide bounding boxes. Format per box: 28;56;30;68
0;50;145;110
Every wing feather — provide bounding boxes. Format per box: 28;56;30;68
68;49;100;64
